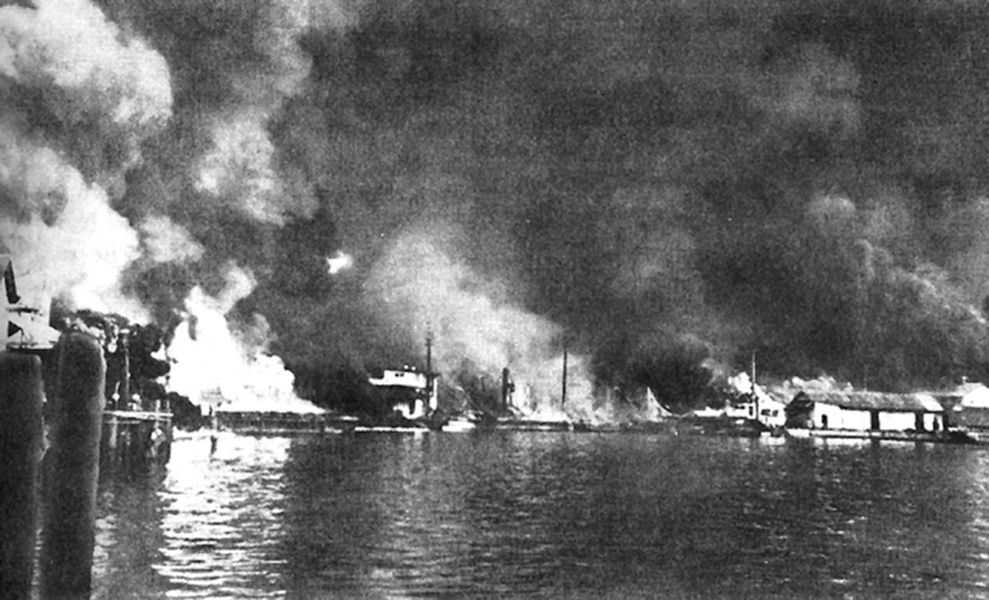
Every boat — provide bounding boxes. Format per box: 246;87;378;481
473;414;576;432
367;367;437;420
440;414;477;432
676;414;770;438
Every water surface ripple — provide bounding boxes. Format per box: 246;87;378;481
92;432;989;599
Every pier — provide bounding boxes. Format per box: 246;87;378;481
0;329;174;598
101;409;173;475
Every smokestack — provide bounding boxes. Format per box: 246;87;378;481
0;256;19;304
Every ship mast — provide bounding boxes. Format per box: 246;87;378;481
561;337;568;407
425;330;432;378
424;330;435;414
750;351;759;421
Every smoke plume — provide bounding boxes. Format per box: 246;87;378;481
6;0;989;417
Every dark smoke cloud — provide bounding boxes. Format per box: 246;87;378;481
6;0;989;410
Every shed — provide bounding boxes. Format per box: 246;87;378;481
785;390;944;432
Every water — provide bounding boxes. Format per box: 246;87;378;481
90;432;989;599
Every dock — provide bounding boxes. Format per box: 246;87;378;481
215;410;359;434
100;409;173;475
784;427;981;444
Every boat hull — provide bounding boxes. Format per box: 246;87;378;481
676;416;769;438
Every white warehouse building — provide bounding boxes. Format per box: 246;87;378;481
785;390;945;432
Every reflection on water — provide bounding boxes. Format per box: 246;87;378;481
92;432;989;599
95;435;293;599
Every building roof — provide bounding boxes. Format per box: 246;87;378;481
798;390;943;413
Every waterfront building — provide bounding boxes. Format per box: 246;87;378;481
724;392;788;429
784;390;944;432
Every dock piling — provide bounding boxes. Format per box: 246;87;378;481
39;333;105;599
0;352;45;600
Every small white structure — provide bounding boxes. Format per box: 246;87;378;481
722;373;787;428
368;368;438;419
937;381;989;430
787;390;944;432
725;394;787;429
954;382;989;408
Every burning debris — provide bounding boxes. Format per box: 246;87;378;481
325;251;354;275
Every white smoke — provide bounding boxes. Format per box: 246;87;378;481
0;0;171;316
0;0;171;129
192;0;358;225
365;226;649;423
139;215;205;264
0;120;145;318
195;110;295;224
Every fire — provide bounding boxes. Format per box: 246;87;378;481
166;265;322;414
325;251;353;275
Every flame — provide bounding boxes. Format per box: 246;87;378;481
326;251;354;275
166;265;322;413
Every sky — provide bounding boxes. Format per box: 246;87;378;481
3;0;989;404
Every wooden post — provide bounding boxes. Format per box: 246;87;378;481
40;333;105;599
119;332;130;409
0;352;45;600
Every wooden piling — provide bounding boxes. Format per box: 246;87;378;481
40;333;105;599
0;352;45;600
